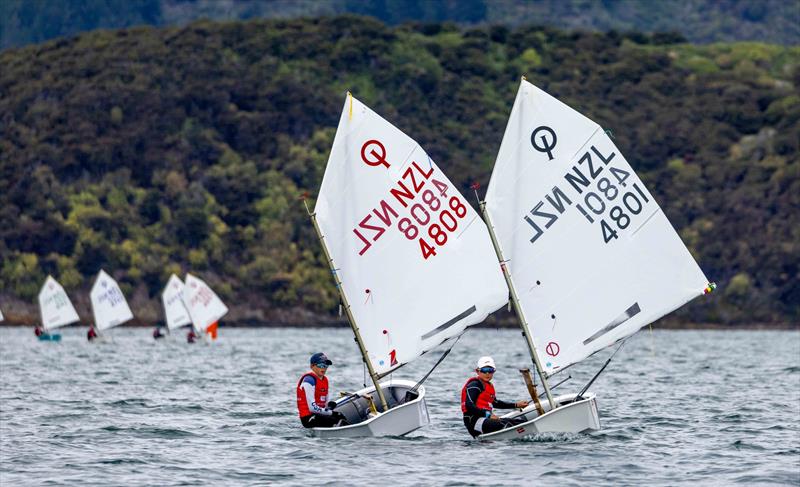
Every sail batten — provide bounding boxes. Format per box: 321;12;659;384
421;305;477;340
315;95;508;376
486;80;709;374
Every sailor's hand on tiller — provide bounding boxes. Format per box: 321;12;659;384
515;400;530;408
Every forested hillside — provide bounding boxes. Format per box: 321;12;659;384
0;17;798;326
2;0;799;50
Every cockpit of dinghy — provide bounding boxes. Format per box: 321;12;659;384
333;383;416;425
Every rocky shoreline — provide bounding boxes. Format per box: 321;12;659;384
3;294;796;330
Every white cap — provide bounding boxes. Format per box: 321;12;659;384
476;356;496;369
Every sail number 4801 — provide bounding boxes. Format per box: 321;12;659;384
394;179;467;259
571;165;651;244
597;180;650;243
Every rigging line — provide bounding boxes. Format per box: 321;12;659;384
402;335;462;403
576;338;629;401
549;374;572;391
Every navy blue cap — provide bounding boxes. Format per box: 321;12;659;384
310;352;333;366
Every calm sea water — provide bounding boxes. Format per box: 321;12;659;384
1;327;798;486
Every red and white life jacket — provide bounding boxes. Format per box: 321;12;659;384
460;377;496;413
296;372;329;418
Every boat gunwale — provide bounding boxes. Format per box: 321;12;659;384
310;379;427;433
477;392;597;440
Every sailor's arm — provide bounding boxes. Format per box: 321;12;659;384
493;398;529;409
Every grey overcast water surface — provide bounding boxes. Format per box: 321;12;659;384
1;327;798;486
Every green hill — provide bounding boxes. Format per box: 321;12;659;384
0;17;798;326
1;0;798;51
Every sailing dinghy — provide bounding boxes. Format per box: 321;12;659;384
90;269;134;338
38;276;81;341
477;78;714;440
307;93;508;438
181;273;228;341
0;307;4;322
162;274;192;335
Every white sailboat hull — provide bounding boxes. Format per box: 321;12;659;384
310;379;429;438
477;392;600;441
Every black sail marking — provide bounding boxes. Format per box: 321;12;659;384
583;303;641;345
421;306;477;340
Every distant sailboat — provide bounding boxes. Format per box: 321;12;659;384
37;276;80;341
0;306;4;322
90;269;134;338
305;93;508;438
181;273;228;341
475;78;714;439
161;274;192;333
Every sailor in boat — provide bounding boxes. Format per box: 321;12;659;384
297;352;346;429
461;356;530;438
152;324;165;340
35;324;62;341
187;328;197;343
206;321;218;341
87;324;98;341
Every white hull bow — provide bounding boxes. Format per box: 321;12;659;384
478;392;600;441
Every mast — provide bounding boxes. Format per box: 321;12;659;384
305;200;390;412
90;271;100;334
479;201;557;410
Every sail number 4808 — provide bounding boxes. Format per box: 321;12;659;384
395;179;467;259
350;161;467;260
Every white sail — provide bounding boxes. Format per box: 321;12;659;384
0;307;4;322
485;79;709;375
38;276;80;330
182;273;228;333
315;94;508;376
162;274;192;330
90;269;134;331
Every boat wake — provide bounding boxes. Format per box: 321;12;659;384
515;431;580;443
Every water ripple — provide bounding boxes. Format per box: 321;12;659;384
1;327;798;486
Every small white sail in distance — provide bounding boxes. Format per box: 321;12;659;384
485;79;709;375
314;94;508;376
181;273;228;333
90;269;134;331
162;274;192;330
0;306;4;322
38;275;80;331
